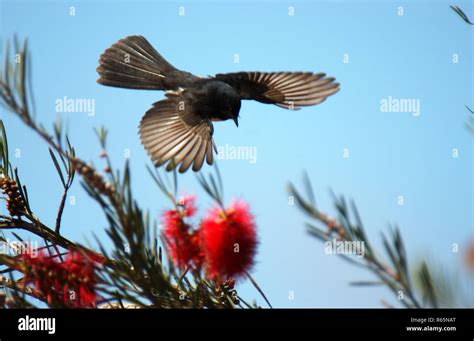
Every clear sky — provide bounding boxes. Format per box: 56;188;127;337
1;0;473;307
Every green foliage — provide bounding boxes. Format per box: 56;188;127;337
289;174;473;308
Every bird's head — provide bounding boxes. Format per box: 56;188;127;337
225;96;241;127
216;83;241;127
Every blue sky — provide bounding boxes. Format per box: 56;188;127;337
1;0;473;307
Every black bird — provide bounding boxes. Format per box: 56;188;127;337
97;35;340;173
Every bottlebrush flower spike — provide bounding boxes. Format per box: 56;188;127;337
62;252;99;307
162;195;203;270
19;250;100;308
201;200;258;280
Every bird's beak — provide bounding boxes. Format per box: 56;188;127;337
233;117;239;127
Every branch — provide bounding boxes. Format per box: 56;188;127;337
288;178;424;308
0;274;42;302
1;216;77;251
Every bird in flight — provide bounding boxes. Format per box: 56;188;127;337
97;35;340;173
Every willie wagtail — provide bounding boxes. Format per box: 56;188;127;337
97;35;340;173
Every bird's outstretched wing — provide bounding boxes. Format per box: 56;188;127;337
139;91;214;173
215;72;339;110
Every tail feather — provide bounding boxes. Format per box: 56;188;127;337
97;35;178;90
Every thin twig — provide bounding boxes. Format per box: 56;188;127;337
245;270;272;308
54;182;70;234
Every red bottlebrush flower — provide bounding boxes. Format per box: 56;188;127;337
62;252;99;307
19;250;100;308
201;200;257;280
162;195;203;269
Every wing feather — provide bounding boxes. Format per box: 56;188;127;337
215;71;339;110
192;139;208;172
139;93;214;173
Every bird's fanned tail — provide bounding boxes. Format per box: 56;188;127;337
97;35;194;90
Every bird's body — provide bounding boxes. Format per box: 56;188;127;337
187;80;242;123
97;35;339;172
